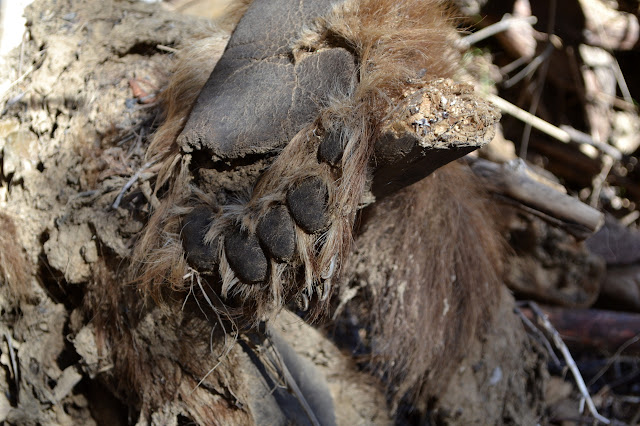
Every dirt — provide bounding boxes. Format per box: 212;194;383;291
0;0;547;424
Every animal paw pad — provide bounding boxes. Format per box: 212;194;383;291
256;205;296;262
318;128;343;166
181;206;219;272
286;177;329;233
225;228;268;284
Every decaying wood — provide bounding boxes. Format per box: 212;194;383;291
522;305;640;356
599;266;640;312
469;157;604;239
587;216;640;311
466;159;605;307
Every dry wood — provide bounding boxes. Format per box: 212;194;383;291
469;157;604;239
521;305;640;356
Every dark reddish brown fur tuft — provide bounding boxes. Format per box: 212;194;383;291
345;162;504;408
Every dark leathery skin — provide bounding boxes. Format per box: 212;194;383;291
286;177;330;233
181;206;219;272
256;205;297;262
225;228;269;284
318;128;344;166
177;0;355;160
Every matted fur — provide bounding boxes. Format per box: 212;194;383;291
345;162;503;408
131;28;228;299
133;0;468;327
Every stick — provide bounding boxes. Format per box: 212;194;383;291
4;333;19;395
560;126;622;161
525;302;610;425
514;307;561;367
0;65;34;100
458;15;538;49
486;93;570;142
503;43;553;90
111;160;156;209
485;93;623;160
156;44;178;53
589;154;614;207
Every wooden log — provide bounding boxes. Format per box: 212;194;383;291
469;157;604;240
521;305;640;355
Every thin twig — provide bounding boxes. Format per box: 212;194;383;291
589;3;634;106
612;58;633;106
4;333;19;393
156;44;178;53
486;93;569;142
520;0;556;158
620;210;640;227
459;15;538;49
500;55;529;75
526;302;610;424
593;89;637;112
0;64;34;100
514;306;561;367
589;154;614;208
560;126;622;160
503;43;554;90
519;43;554;157
485;94;623;160
587;333;640;387
111;160;156;209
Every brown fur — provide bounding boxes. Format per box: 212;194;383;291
132;28;228;302
344;162;503;409
133;0;466;328
217;0;255;31
85;261;251;425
